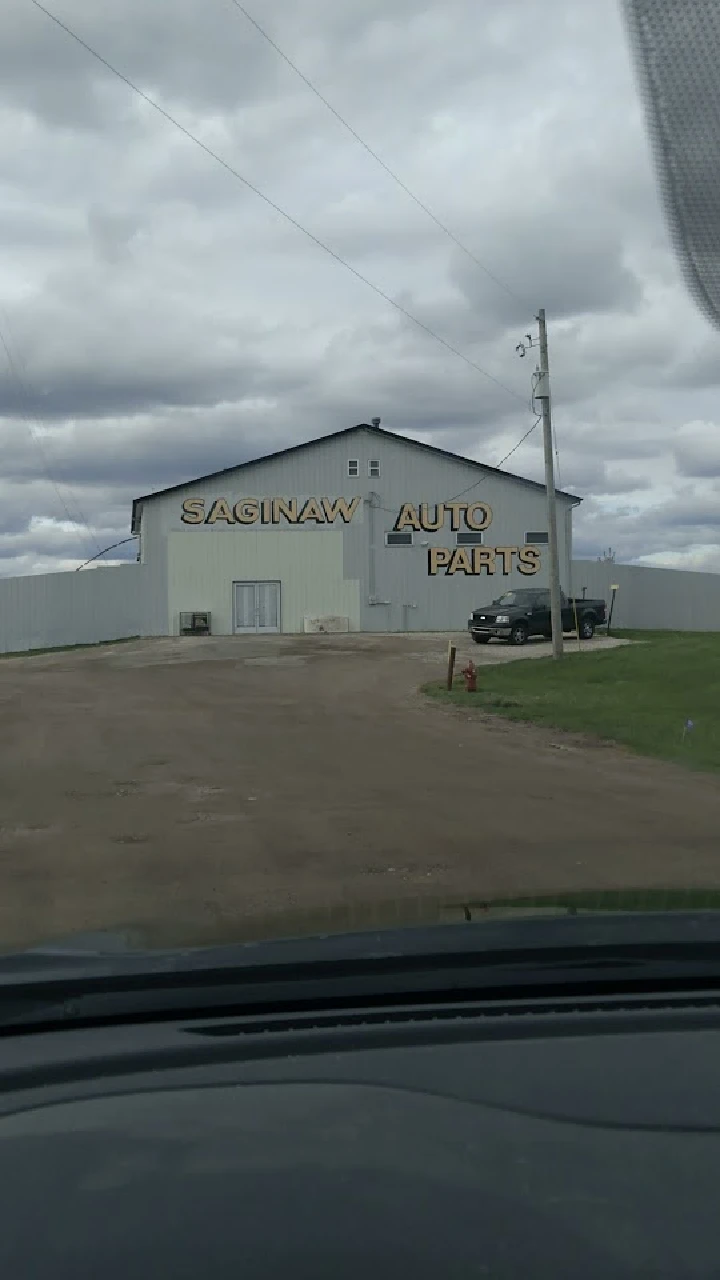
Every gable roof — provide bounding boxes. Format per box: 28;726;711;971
131;422;581;532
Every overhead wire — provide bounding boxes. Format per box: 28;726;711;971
29;0;547;556
28;0;527;406
445;415;543;505
226;0;554;513
0;320;101;557
372;414;543;518
75;535;137;571
227;0;527;308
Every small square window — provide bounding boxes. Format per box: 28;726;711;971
368;460;380;478
525;531;549;544
347;459;359;477
456;531;484;546
385;531;413;547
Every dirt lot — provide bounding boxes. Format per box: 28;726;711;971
1;631;719;951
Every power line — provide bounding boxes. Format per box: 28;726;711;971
76;535;137;570
445;415;543;504
374;414;542;517
29;0;526;406
228;0;527;308
0;321;101;556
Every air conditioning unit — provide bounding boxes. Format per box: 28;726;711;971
179;611;211;636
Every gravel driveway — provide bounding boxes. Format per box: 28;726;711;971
0;631;716;951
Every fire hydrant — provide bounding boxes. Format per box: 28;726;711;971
461;659;477;693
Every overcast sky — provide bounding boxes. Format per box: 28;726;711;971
0;0;717;576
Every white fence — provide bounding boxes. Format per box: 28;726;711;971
572;560;720;631
0;564;150;655
0;557;717;655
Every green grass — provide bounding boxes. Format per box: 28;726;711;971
424;629;720;771
0;636;140;660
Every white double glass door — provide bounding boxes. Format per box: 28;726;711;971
233;581;281;633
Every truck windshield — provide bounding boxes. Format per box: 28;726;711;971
493;591;539;606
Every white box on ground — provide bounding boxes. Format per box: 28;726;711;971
304;616;350;634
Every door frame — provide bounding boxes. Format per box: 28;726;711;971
232;580;282;634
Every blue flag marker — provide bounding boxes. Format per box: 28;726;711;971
682;718;695;743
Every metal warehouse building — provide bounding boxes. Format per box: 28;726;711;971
131;423;580;636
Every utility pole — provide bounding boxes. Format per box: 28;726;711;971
536;308;563;658
515;310;564;658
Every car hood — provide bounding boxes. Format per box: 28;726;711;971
5;890;720;959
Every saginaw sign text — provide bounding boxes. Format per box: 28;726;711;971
181;496;361;525
180;496;541;576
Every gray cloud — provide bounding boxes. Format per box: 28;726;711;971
574;482;720;565
4;0;290;123
0;0;716;574
674;421;720;478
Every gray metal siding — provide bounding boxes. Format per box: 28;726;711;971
139;504;172;635
139;432;369;536
140;427;574;633
0;563;150;654
345;432;572;631
167;530;360;634
572;560;720;631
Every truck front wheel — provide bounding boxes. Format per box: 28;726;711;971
579;615;596;640
509;622;529;646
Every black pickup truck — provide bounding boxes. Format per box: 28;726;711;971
468;587;606;646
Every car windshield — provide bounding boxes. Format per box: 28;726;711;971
1;2;719;962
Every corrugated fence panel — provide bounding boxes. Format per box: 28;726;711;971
0;564;150;655
571;561;720;630
0;557;718;651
